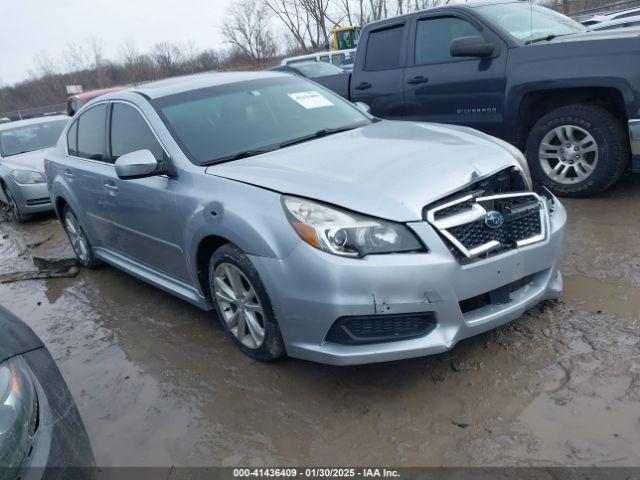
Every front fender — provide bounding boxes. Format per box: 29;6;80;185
181;176;301;291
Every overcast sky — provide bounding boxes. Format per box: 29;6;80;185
0;0;233;86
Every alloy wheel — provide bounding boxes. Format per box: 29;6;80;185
538;125;599;185
213;262;266;349
64;212;89;262
5;189;23;222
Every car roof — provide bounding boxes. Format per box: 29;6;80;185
363;0;519;28
0;114;69;131
592;15;640;27
133;71;289;99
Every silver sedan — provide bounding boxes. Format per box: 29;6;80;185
0;116;68;222
45;72;566;365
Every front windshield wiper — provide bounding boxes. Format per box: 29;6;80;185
202;148;278;166
202;124;365;165
278;125;361;149
525;33;574;44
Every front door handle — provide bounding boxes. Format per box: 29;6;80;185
355;82;372;91
407;76;429;85
104;182;119;194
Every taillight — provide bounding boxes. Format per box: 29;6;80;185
43;159;49;174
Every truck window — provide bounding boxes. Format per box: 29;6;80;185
415;17;482;65
364;25;404;70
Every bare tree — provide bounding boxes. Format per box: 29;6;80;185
222;0;278;66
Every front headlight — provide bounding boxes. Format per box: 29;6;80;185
490;138;533;189
10;170;46;185
0;357;38;468
282;196;425;257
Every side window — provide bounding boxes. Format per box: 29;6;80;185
67;121;78;155
76;104;108;161
110;103;164;161
364;25;404;71
415;17;483;65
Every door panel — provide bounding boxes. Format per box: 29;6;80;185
102;171;188;281
104;102;189;282
403;15;507;136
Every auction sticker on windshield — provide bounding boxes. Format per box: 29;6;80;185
288;91;334;109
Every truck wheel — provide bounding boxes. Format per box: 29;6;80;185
526;105;629;197
208;244;285;362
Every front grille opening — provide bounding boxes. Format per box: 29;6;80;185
325;312;437;345
459;274;535;314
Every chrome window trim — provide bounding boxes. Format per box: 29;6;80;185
426;191;548;259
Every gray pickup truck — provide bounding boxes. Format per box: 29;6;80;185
316;0;640;197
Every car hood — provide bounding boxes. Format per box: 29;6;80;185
205;121;519;221
0;148;51;173
0;306;44;363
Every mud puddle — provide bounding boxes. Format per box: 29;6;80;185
0;177;639;466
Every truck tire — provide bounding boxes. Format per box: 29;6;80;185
525;104;629;197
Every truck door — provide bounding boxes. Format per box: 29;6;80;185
403;13;508;137
350;21;409;119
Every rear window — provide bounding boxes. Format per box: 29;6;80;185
364;25;405;70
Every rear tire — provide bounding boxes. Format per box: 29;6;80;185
62;206;102;269
525;104;629;197
209;244;285;361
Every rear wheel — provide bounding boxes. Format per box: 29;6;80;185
526;104;629;197
209;244;285;361
62;206;101;268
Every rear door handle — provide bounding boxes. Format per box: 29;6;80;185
407;76;429;85
64;169;74;179
355;82;372;91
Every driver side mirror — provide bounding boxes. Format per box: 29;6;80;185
354;101;371;115
450;36;496;58
115;149;159;180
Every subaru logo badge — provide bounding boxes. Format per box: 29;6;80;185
485;211;504;229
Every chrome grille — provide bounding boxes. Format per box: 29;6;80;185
426;192;547;259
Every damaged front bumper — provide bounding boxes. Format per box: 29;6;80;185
251;195;566;365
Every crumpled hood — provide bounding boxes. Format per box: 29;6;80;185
206;121;519;221
1;148;51;173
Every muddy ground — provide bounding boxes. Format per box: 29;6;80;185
0;177;639;467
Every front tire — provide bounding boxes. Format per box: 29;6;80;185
3;186;29;223
209;244;285;361
62;206;101;268
526;104;629;197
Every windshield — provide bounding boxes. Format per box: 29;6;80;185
154;76;370;166
336;28;360;50
293;62;344;78
0;119;68;157
476;3;587;43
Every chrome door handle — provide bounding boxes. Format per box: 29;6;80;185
64;169;74;178
104;183;119;193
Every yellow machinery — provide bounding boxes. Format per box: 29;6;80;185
328;26;362;51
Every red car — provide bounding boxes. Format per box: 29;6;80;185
66;86;130;116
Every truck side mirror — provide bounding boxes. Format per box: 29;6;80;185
450;36;496;58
